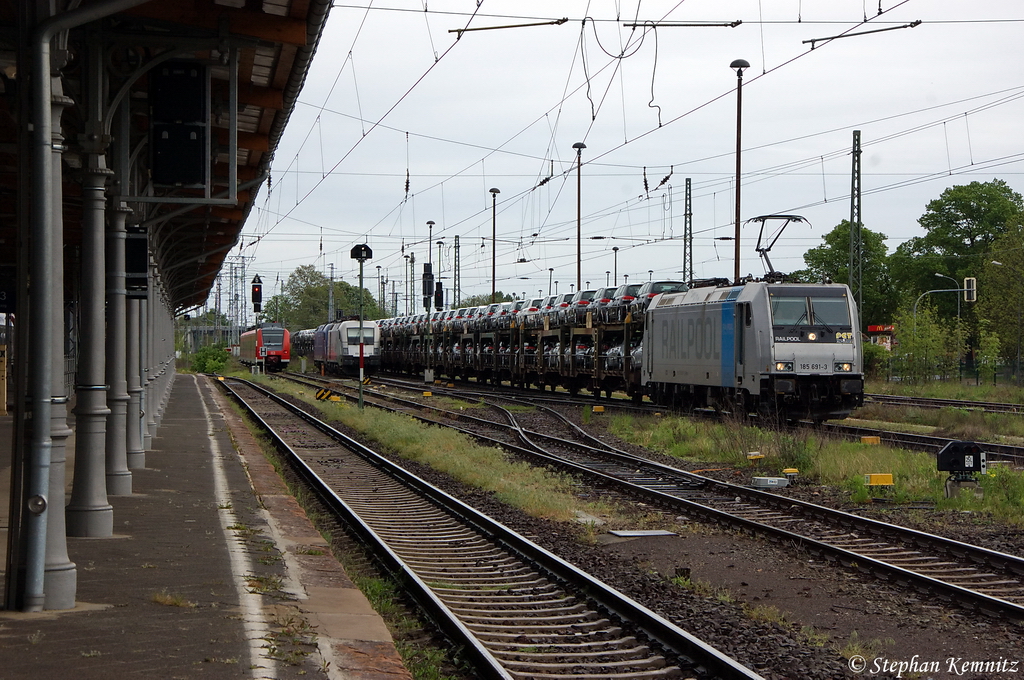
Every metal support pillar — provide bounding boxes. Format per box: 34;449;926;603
849;130;863;312
126;297;144;467
69;35;121;533
145;262;158;441
141;297;152;450
43;77;77;609
104;202;132;490
67;128;117;533
682;178;693;284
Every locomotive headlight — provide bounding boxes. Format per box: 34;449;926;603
775;361;794;372
834;362;852;372
807;332;818;341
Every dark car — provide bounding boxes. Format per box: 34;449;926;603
632;280;689;313
546;293;574;323
604;283;642;322
560;289;596;324
589;286;618;320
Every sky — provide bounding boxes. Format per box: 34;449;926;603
223;0;1024;319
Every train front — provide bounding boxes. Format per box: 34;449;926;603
259;324;290;371
766;284;863;421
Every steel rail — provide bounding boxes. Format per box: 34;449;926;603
221;376;764;680
276;374;1024;619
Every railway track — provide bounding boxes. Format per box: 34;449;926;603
273;372;1024;620
865;392;1024;414
219;376;763;680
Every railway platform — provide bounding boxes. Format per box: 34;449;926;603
0;373;411;680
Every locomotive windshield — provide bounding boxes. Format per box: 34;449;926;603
346;327;376;345
771;296;851;327
262;328;285;348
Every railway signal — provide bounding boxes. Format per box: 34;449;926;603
251;274;263;312
351;244;372;410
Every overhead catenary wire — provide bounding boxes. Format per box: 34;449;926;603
250;1;1021;294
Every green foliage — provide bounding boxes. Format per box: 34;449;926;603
861;342;889;380
975;319;1002;384
976;219;1024;363
795;220;895;328
191;343;230;373
457;291;514;308
889;301;965;383
889;179;1023;320
267;264;385;331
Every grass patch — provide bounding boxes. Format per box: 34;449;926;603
670;574;734;603
743;603;788;624
151;591;197;608
608;411;1024;524
245;573;284;595
833;630;894;661
865;378;1024;404
853;402;1024;442
427;396;486;411
253;372;617;524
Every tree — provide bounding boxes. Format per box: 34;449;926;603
792;220;895;329
890;301;964;383
273;264;384;331
976;219;1024;372
890;179;1023;315
458;291;514;308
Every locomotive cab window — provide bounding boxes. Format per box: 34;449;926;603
347;327;375;345
770;297;809;326
809;297;851;327
262;328;285;348
770;295;850;328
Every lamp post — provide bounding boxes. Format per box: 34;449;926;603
648;269;653;281
403;254;411;315
490;187;500;304
935;273;960;323
573;141;586;292
548;268;554;295
554;281;558;294
376;265;382;307
612;246;619;285
623;274;629;285
605;271;610;286
730;58;750;285
427;221;435;263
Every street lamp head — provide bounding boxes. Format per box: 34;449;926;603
573;141;586;152
427;220;434;227
489;187;500;195
730;58;750;74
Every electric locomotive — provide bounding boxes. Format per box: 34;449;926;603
642;281;863;421
305;317;382;376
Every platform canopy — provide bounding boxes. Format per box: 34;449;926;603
0;0;332;312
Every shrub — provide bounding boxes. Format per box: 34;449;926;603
191;343;229;373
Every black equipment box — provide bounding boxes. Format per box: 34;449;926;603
936;440;986;473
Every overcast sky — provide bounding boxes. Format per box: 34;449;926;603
227;0;1024;317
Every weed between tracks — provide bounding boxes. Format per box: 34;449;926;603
607;410;1024;523
248;372;618;525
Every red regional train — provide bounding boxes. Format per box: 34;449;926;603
238;322;290;371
